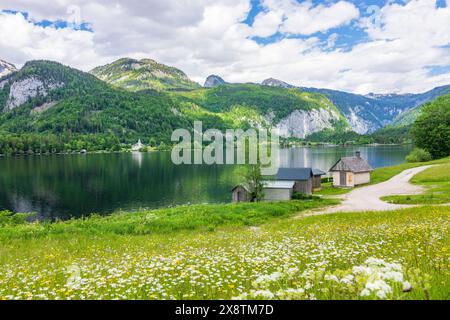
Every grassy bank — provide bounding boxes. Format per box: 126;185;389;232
316;156;450;196
382;162;450;205
0;199;337;239
0;205;448;300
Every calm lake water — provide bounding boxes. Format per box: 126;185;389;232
0;145;413;220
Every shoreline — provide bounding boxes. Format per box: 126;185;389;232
0;143;413;157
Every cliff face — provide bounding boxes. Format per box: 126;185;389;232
204;75;227;88
275;108;342;138
4;77;63;111
0;59;17;78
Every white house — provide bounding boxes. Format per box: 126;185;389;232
132;139;144;152
329;151;373;187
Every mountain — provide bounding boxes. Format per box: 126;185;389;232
173;84;350;139
390;85;450;127
204;75;227;88
0;60;349;150
261;78;294;89
0;59;17;78
90;58;201;92
262;78;450;134
0;60;193;144
0;59;448;153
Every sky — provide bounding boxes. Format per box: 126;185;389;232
0;0;449;94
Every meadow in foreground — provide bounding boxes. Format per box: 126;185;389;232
0;205;448;300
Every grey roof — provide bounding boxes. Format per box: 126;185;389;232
263;180;296;189
276;168;313;181
312;169;326;176
231;183;250;192
329;156;373;173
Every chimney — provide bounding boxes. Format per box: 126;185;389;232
355;151;361;158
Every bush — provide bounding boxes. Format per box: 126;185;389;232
0;211;35;227
406;148;432;163
292;192;319;200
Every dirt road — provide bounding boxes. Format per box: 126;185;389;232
321;165;434;213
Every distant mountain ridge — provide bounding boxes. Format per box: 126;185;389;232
260;78;450;134
204;75;227;88
1;57;449;144
0;60;350;143
90;58;201;92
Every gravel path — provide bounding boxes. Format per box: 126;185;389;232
320;165;435;213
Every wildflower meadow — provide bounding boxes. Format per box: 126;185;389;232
0;205;448;300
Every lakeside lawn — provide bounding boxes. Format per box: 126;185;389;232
0;199;337;238
382;162;450;205
0;205;448;300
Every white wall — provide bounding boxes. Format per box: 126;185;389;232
263;188;292;201
333;171;371;187
354;172;371;185
332;172;341;187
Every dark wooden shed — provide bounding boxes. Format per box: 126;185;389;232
231;184;251;202
276;168;314;195
312;169;326;191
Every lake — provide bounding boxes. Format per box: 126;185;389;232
0;145;413;220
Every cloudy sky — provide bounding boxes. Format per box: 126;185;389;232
0;0;449;94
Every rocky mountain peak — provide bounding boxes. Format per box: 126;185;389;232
261;78;294;88
90;57;200;91
0;59;18;78
204;75;226;88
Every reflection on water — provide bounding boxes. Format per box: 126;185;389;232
279;145;412;172
0;145;412;219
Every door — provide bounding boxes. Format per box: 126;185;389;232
340;171;346;186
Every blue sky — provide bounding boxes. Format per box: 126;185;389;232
1;9;93;31
0;0;449;94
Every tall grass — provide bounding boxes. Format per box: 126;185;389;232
0;206;448;300
0;199;337;239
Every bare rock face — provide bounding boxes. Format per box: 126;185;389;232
0;59;17;78
261;78;294;88
204;75;226;88
347;107;374;134
5;77;63;111
275;108;341;139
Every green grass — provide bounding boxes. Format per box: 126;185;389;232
315;182;352;196
0;199;337;239
316;156;450;197
382;162;450;205
0;205;448;300
370;156;450;185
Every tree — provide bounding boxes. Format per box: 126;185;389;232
411;95;450;159
406;148;432;163
242;164;265;202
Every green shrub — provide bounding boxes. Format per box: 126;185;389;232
292;192;319;200
0;210;35;227
406;148;432;163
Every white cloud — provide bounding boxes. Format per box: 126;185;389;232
251;9;283;37
257;0;360;35
0;12;109;71
0;0;449;94
327;33;338;48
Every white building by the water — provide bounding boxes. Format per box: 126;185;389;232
132;139;144;152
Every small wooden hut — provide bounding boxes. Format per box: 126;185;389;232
329;151;373;188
